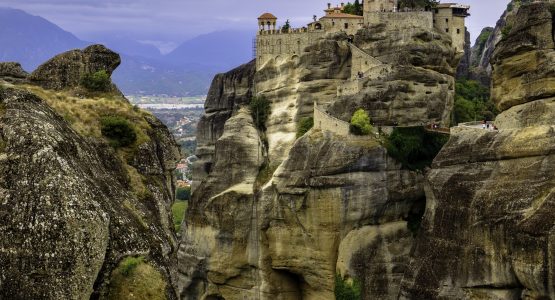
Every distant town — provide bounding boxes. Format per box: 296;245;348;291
128;95;204;186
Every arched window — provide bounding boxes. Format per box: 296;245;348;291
315;23;322;30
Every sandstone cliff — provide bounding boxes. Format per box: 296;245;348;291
0;46;180;299
400;3;555;299
180;17;458;299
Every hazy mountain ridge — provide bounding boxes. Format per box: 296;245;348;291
0;7;253;96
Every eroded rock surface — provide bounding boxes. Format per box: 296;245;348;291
29;44;120;91
401;3;555;299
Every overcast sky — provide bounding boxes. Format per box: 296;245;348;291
0;0;509;52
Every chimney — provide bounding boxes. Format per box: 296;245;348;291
341;2;345;8
328;3;331;9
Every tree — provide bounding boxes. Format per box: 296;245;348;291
343;1;363;16
282;19;291;32
349;109;372;135
397;0;438;9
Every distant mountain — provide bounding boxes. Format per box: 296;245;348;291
112;55;215;96
94;36;162;59
0;8;253;96
165;30;254;71
0;8;88;71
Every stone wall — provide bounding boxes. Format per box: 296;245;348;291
256;30;326;70
313;103;350;136
364;11;433;30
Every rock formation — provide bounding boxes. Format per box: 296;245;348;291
29;44;121;91
0;62;28;82
0;46;180;299
400;2;555;299
180;15;458;299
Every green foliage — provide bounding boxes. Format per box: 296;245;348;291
172;200;188;232
100;116;137;148
255;162;278;191
120;256;144;277
176;186;191;201
335;275;362;300
398;0;439;9
282;19;291;31
81;70;111;92
453;79;496;124
249;96;271;131
350;109;372;135
296;117;314;137
343;0;363;15
501;25;513;40
385;127;448;170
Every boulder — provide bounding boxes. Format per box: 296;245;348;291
29;44;120;91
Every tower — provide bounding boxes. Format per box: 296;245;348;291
258;13;278;31
363;0;397;13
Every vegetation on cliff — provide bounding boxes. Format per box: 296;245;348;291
81;70;112;92
249;95;271;131
297;117;314;137
343;1;363;16
453;79;496;124
108;256;167;300
335;275;362;300
350;109;372;135
385;127;448;170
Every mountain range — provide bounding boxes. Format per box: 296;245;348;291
0;7;254;96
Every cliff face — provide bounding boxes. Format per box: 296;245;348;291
401;3;555;299
329;25;458;127
180;18;458;299
0;46;180;299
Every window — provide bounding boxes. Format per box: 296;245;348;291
457;28;460;34
445;28;449;33
445;18;449;23
344;23;349;29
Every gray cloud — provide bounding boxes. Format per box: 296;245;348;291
0;0;509;48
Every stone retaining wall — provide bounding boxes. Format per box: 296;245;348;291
313;103;351;136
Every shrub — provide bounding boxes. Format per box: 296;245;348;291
100;116;137;148
81;70;111;92
249;96;271;131
350;109;372;135
385;127;448;170
120;256;144;276
501;25;513;40
296;117;314;137
335;274;362;300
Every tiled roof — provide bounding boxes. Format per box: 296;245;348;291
258;12;277;19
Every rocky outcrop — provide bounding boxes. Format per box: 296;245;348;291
0;62;28;82
192;61;256;191
181;14;460;299
329;25;458;127
456;28;472;79
401;3;555;299
491;2;555;112
0;49;180;299
29;44;120;91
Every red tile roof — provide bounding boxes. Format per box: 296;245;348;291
258;13;277;20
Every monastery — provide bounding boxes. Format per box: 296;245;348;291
256;0;470;70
